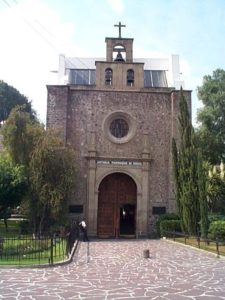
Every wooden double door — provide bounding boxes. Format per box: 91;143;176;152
97;173;137;238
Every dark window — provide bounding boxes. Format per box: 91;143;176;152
69;69;96;85
144;70;153;87
110;118;129;138
105;68;113;86
152;206;166;215
90;70;96;84
69;205;83;214
127;69;134;86
144;70;167;87
152;71;167;87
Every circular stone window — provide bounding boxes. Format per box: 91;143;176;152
103;111;136;144
109;118;129;138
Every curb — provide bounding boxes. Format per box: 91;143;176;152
163;238;225;260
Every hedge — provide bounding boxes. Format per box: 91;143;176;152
160;220;181;237
208;221;225;240
156;213;180;236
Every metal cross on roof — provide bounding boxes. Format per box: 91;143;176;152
114;22;126;38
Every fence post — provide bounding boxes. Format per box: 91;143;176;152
50;236;54;265
216;239;220;258
0;238;3;257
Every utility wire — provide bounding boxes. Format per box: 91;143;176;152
2;0;59;53
2;0;10;7
1;0;92;74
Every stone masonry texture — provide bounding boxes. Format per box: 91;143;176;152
47;84;191;235
0;239;225;299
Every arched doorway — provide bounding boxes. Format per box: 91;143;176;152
97;172;137;238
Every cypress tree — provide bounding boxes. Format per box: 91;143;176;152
172;138;184;230
197;151;209;238
173;88;200;235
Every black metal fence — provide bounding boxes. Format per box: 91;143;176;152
0;235;72;266
165;231;225;257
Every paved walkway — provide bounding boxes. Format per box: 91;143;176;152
1;239;225;299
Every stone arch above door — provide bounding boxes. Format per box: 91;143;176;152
95;169;142;195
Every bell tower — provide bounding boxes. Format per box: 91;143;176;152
105;22;133;63
95;22;144;89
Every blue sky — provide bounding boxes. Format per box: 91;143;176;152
0;0;225;125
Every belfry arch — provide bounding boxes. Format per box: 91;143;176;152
97;172;137;238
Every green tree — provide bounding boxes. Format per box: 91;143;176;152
2;106;44;168
30;130;76;234
0;153;26;231
2;107;77;235
172;139;183;228
0;81;36;126
2;107;44;232
172;89;202;235
207;163;225;214
196;69;225;164
197;152;209;238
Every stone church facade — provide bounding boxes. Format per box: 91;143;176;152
47;24;191;238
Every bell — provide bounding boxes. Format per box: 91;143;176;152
114;51;125;62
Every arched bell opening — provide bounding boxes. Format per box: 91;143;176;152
113;44;126;62
105;68;113;85
127;69;134;86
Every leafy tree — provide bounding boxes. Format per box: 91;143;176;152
172;89;205;235
0;81;36;126
207;163;225;214
2;107;77;235
2;107;44;232
0;153;26;231
2;106;44;168
196;69;225;164
30;130;76;234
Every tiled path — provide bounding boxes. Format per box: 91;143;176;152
1;239;225;299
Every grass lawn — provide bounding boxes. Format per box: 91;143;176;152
172;236;225;256
0;219;68;266
0;219;22;237
0;239;68;265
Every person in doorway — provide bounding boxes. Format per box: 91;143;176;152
79;218;89;242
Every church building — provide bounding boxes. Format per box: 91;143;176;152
47;23;191;238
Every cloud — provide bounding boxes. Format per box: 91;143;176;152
107;0;124;15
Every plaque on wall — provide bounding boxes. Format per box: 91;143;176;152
152;206;166;215
69;205;83;214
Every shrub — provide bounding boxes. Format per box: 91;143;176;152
156;213;180;236
208;214;225;223
160;220;181;237
208;221;225;240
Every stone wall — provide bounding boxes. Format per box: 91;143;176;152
47;85;192;232
46;85;69;143
67;90;170;203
